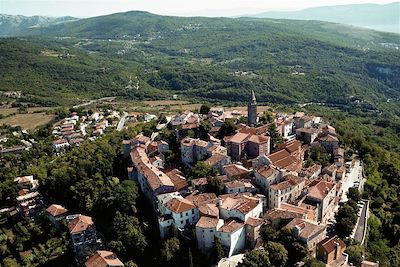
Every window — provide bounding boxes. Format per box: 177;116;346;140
180;213;183;218
192;209;194;214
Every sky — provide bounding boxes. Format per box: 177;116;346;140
0;0;396;17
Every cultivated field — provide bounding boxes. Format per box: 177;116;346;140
0;113;55;130
0;107;54;116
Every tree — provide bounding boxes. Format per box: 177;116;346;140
199;120;212;139
265;241;288;267
238;250;270;267
268;124;283;150
346;245;363;267
199;104;211;115
260;224;278;242
160;237;180;264
260;111;274;124
303;257;326;267
213;236;224;262
348;188;361;203
206;176;224;195
218;118;237;139
335;204;358;238
190;161;218;179
111;212;147;258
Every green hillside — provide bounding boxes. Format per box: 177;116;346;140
1;11;399;114
0;38;166;106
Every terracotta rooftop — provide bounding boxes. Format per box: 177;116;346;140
68;215;94;234
319;134;339;142
191;177;208;187
248;134;270;144
46;204;68;217
205;153;228;166
256;166;279;179
306;180;335;200
196;216;221;229
223;164;250;177
225;132;250;143
245;217;264;227
285;218;326;240
318;235;345;254
270;175;304;191
165;198;195;214
264;208;303;221
224;179;253;189
185;193;218;207
218;219;244;233
220;195;260;215
199;203;219;218
85;250;124;267
130;147;174;191
166;169;189;191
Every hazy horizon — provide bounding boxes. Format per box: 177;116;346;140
0;0;397;18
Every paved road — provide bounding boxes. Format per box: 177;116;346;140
116;112;128;131
341;159;362;202
354;201;368;243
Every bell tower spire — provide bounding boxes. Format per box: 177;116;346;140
248;90;257;127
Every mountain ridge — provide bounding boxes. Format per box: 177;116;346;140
247;2;400;33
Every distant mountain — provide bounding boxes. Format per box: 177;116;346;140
249;2;400;33
0;14;78;36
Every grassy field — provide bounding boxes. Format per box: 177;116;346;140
0;112;54;130
0;107;54;116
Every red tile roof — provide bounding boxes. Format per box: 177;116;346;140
196;216;221;229
165;198;195;214
85;250;124;267
46;204;68;217
68;215;94;234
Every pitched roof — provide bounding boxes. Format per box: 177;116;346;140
224;179;253;189
198;203;219;218
196;216;221;229
205;153;228;166
166;169;189;191
248;134;270;144
285;218;326;240
85;250;124;267
220;195;260;215
225;132;250;143
130;147;174;191
245;217;264;227
185;193;217;206
165;198;195;214
318;235;345;254
46;204;68;217
319;134;339;142
68;215;94;234
306;180;335;200
256;166;278;179
218;219;244;233
270;175;304;191
264;208;303;221
223;164;250;177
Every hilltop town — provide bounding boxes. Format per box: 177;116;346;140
0;92;380;267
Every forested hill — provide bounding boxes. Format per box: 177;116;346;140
23;11;400;50
1;11;399;113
